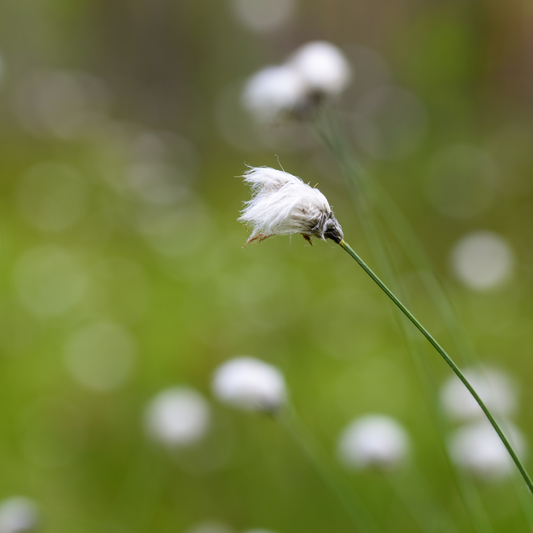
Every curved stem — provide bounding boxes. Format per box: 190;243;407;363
339;238;533;497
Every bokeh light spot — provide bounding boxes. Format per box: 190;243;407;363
64;321;137;391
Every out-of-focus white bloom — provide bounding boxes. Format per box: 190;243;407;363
242;65;307;123
212;357;286;412
145;387;210;447
337;414;410;470
440;367;517;422
288;41;352;97
242;41;352;123
239;167;343;245
451;231;513;291
449;420;526;480
0;497;39;533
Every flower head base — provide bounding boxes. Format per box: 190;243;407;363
239;166;344;245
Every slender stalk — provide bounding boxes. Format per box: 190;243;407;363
312;111;530;529
338;238;533;498
277;406;382;533
384;469;461;533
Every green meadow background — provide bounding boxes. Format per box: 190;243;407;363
0;0;533;531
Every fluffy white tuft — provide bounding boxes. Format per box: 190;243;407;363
144;386;210;447
242;65;307;123
449;420;527;480
242;41;352;122
0;497;39;533
212;357;286;412
440;367;517;422
337;414;410;470
288;41;352;96
239;166;343;244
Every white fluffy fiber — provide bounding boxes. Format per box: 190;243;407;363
0;497;39;533
212;357;286;412
144;386;210;447
288;41;352;96
242;41;351;122
337;414;410;470
242;65;307;123
440;367;517;422
449;420;526;480
239;166;342;244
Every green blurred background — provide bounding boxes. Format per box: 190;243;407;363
1;0;533;532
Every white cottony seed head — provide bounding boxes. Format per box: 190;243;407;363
337;414;410;470
449;420;527;480
288;41;352;97
440;367;517;422
242;65;307;123
0;497;39;533
239;166;343;245
145;386;210;447
242;41;352;122
212;357;286;412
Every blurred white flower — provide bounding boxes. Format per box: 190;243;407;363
449;420;526;480
239;166;343;245
145;387;210;447
440;367;517;422
242;41;351;123
0;497;39;533
288;41;352;97
451;231;513;291
242;65;307;123
212;357;286;412
337;414;410;470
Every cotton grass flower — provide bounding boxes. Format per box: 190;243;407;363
242;41;351;122
451;231;513;291
0;497;39;533
337;414;410;470
288;41;352;98
237;165;533;492
239;166;343;245
440;367;517;422
212;357;286;412
242;65;307;123
449;420;527;480
145;386;210;447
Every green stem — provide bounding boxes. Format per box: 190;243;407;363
277;406;382;533
338;238;533;498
